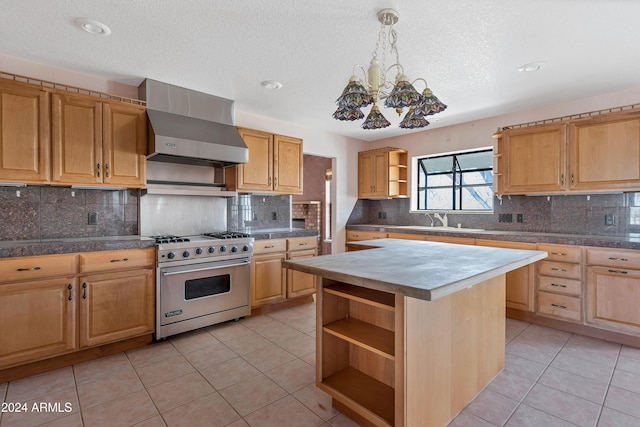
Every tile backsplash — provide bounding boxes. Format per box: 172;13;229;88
227;194;291;231
348;193;640;236
0;186;139;240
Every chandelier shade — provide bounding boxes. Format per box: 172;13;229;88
332;8;446;130
332;105;365;121
361;105;391;129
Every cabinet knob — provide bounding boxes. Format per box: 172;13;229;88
82;282;87;299
571;173;575;185
97;163;101;177
560;174;564;185
105;163;110;178
274;177;278;188
68;283;73;301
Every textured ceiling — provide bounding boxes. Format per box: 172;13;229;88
2;0;640;141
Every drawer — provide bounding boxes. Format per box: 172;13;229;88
587;247;640;268
537;260;582;280
80;248;154;273
253;239;287;255
0;253;78;283
537;275;582;296
346;230;388;241
287;236;318;251
537;244;583;263
537;292;582;322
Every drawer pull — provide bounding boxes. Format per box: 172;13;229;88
82;282;87;299
551;252;568;256
608;257;629;262
17;266;41;271
550;283;567;288
68;283;73;301
551;303;567;309
264;245;275;249
97;163;101;178
550;268;567;272
110;258;129;263
299;242;308;246
608;269;628;274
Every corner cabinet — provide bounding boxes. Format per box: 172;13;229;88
0;79;51;184
225;128;303;195
358;147;408;199
51;93;147;188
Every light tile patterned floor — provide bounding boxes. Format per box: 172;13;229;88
2;302;640;426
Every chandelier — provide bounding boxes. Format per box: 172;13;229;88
333;8;446;130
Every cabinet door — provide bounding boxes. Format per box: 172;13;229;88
287;249;317;298
569;113;640;191
273;134;303;194
52;93;103;184
502;124;566;194
0;80;50;183
0;277;77;369
358;152;375;197
372;151;389;197
235;128;273;192
103;102;147;188
586;266;640;335
79;268;154;347
251;253;286;307
476;240;536;311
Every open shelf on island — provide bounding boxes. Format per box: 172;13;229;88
324;283;395;311
324;317;395;360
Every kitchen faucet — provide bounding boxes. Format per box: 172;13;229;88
434;213;448;227
424;212;434;227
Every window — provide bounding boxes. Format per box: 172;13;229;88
415;148;493;211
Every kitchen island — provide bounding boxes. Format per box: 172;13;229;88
283;238;546;427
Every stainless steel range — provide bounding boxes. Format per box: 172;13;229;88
154;232;254;339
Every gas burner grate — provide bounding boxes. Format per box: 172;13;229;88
203;231;251;239
153;235;191;244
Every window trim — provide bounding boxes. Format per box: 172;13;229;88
411;147;494;213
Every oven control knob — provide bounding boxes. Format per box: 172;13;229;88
208;246;215;254
242;245;250;252
220;246;227;253
195;248;203;255
182;251;190;258
167;252;176;259
231;246;238;253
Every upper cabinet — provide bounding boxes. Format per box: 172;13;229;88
358;147;408;199
0;79;51;184
52;93;147;188
225;128;303;195
495;109;640;195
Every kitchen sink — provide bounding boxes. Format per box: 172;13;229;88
392;225;485;232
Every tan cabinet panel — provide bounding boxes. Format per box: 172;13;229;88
586;266;640;335
537;243;583;263
0;253;78;283
346;230;388;241
274;134;303;194
253;238;287;255
251;252;286;307
287;249;316;298
0;80;50;183
537;291;581;322
79;248;154;274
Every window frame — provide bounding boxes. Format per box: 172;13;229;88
413;147;494;213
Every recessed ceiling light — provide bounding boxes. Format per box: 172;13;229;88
75;18;111;36
518;61;546;72
261;80;283;90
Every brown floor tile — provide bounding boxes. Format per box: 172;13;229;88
448;410;498;426
292;384;339;421
504;404;575;427
538;367;609;404
504;353;547;380
265;358;315;393
465;388;519;425
550;352;615;383
169;329;221;354
243;395;323;426
611;368;640;394
208;321;253;342
161;392;240;427
277;333;315;357
0;388;79;427
182;342;237;371
597;407;640;427
199;357;261;390
224;332;272;355
487;370;536;401
242;343;297;372
132;415;168;427
77;368;144;409
39;412;83;427
73;352;134;385
81;390;157;427
126;341;180;368
134;355;196;388
620;345;640;361
5;367;75;402
523;383;601;426
604;385;640;419
616;355;640;375
147;371;215;413
218;374;287;416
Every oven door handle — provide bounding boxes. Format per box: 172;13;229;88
161;261;250;276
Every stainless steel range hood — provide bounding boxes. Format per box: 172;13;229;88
139;79;248;168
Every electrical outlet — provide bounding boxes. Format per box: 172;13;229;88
498;213;513;223
271;212;277;220
378;211;387;219
605;214;615;226
517;213;524;223
88;212;98;225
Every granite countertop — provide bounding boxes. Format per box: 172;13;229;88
347;224;640;250
283;238;546;301
242;228;319;240
0;236;155;258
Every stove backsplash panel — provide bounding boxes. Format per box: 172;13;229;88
140;194;227;237
0;186;139;241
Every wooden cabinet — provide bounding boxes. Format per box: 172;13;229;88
476;239;536;312
0;253;78;369
388;232;475;245
536;244;583;323
78;249;155;347
568;111;640;191
358;147;408;199
251;239;287;307
586;247;640;335
346;230;388;241
496;109;640;195
0;248;154;370
286;236;318;298
225;128;303;194
0;79;51;184
52;93;146;188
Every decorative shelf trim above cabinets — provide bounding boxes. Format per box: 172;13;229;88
494;105;640;195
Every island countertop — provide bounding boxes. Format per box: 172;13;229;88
283;238;547;301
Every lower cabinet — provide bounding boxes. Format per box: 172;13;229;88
476;239;536;312
286;236;318;298
586;247;640;335
251;239;287;307
0;248;155;370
